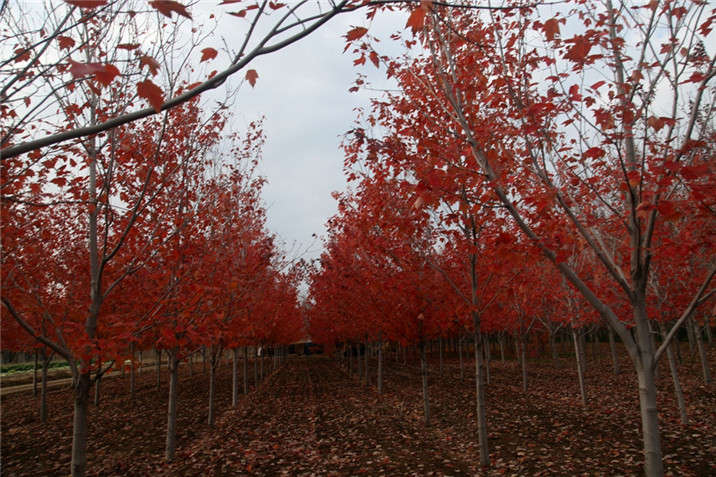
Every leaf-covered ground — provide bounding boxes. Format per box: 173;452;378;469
1;347;714;476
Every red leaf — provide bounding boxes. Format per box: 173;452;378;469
369;51;379;68
682;71;706;84
137;79;164;112
94;64;120;86
346;27;368;42
58;36;76;50
51;177;67;187
140;55;160;76
68;60;118;86
13;48;31;63
268;2;285;9
64;0;108;8
30;183;42;194
68;60;101;78
245;69;258;88
543;18;560;41
583;146;605;159
590;80;606;91
149;1;191;19
564;35;592;62
200;47;218;62
405;4;429;34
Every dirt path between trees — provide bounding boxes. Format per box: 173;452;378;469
2;353;714;476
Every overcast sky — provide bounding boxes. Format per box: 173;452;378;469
197;4;407;261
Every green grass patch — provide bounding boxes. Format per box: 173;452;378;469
1;361;70;375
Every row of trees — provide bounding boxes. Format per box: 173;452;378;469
2;1;713;477
310;1;714;476
1;4;305;476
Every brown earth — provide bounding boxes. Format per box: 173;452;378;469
1;348;714;476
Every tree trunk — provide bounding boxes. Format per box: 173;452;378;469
571;326;587;405
155;349;161;390
33;350;38;397
691;318;711;384
243;346;248;394
419;340;430;426
483;334;491;386
520;337;528;393
253;348;258;385
259;347;264;381
634;300;665;477
377;338;383;394
70;371;91;477
685;317;696;353
165;354;179;462
364;342;369;385
356;343;363;381
578;332;587;373
458;335;464;379
202;346;207;374
550;332;558;361
40;350;49;423
704;316;713;346
208;351;216;427
636;363;664;477
439;336;444;377
94;372;101;407
608;326;620;376
499;334;505;363
473;329;489;467
130;342;136;401
232;348;239;407
348;344;352;377
658;323;688;425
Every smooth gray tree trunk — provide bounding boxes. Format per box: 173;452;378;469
208;351;216;427
129;343;136;401
232;348;239;407
439;336;444;376
658;323;688;425
33;350;38;397
71;372;91;477
419;340;430;425
473;329;489;467
40;350;49;423
571;326;587;405
165;354;179;461
608;327;620;376
484;335;491;386
94;361;102;407
458;336;464;379
348;344;352;377
520;338;528;393
691;318;711;384
155;349;161;390
364;342;369;385
253;349;257;385
377;338;383;394
243;346;248;394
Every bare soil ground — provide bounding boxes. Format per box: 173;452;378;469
1;349;714;476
